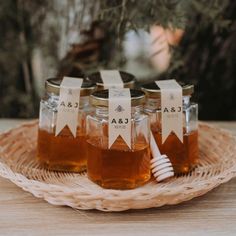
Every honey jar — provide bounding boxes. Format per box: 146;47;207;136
86;89;151;189
141;82;198;174
87;70;135;89
37;78;95;172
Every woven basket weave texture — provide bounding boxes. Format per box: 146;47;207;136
0;121;235;212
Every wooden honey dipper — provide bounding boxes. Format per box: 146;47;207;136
150;132;174;182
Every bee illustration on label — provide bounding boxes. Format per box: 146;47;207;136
115;105;125;112
169;93;174;100
67;89;73;95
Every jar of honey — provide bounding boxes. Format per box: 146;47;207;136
141;82;198;174
37;78;95;172
87;70;135;89
86;89;151;189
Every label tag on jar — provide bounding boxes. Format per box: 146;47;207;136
108;88;131;149
155;80;183;144
100;70;123;88
55;77;83;138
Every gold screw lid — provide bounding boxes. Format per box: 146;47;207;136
141;81;194;98
87;71;135;89
45;78;96;96
90;89;146;107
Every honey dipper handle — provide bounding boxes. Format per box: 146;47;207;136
150;132;161;158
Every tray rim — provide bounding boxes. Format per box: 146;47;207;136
0;120;236;211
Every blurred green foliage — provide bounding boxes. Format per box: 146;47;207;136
0;0;235;119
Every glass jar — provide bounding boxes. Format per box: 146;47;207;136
87;71;135;90
86;89;150;189
37;78;95;172
141;82;198;174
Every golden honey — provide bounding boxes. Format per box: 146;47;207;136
37;126;87;172
37;78;95;172
87;136;150;189
86;89;151;189
142;82;199;174
153;130;198;174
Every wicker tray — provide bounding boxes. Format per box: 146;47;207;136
0;121;236;212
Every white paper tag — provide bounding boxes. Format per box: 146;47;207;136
155;80;183;144
100;70;123;89
108;88;131;149
55;77;83;137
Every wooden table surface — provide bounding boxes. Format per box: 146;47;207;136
0;119;236;236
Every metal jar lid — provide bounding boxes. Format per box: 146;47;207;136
87;71;135;89
90;89;145;107
141;81;194;98
45;78;96;96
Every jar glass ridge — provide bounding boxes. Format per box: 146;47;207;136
37;78;95;172
142;82;198;174
86;89;151;189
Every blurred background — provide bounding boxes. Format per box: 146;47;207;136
0;0;235;120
